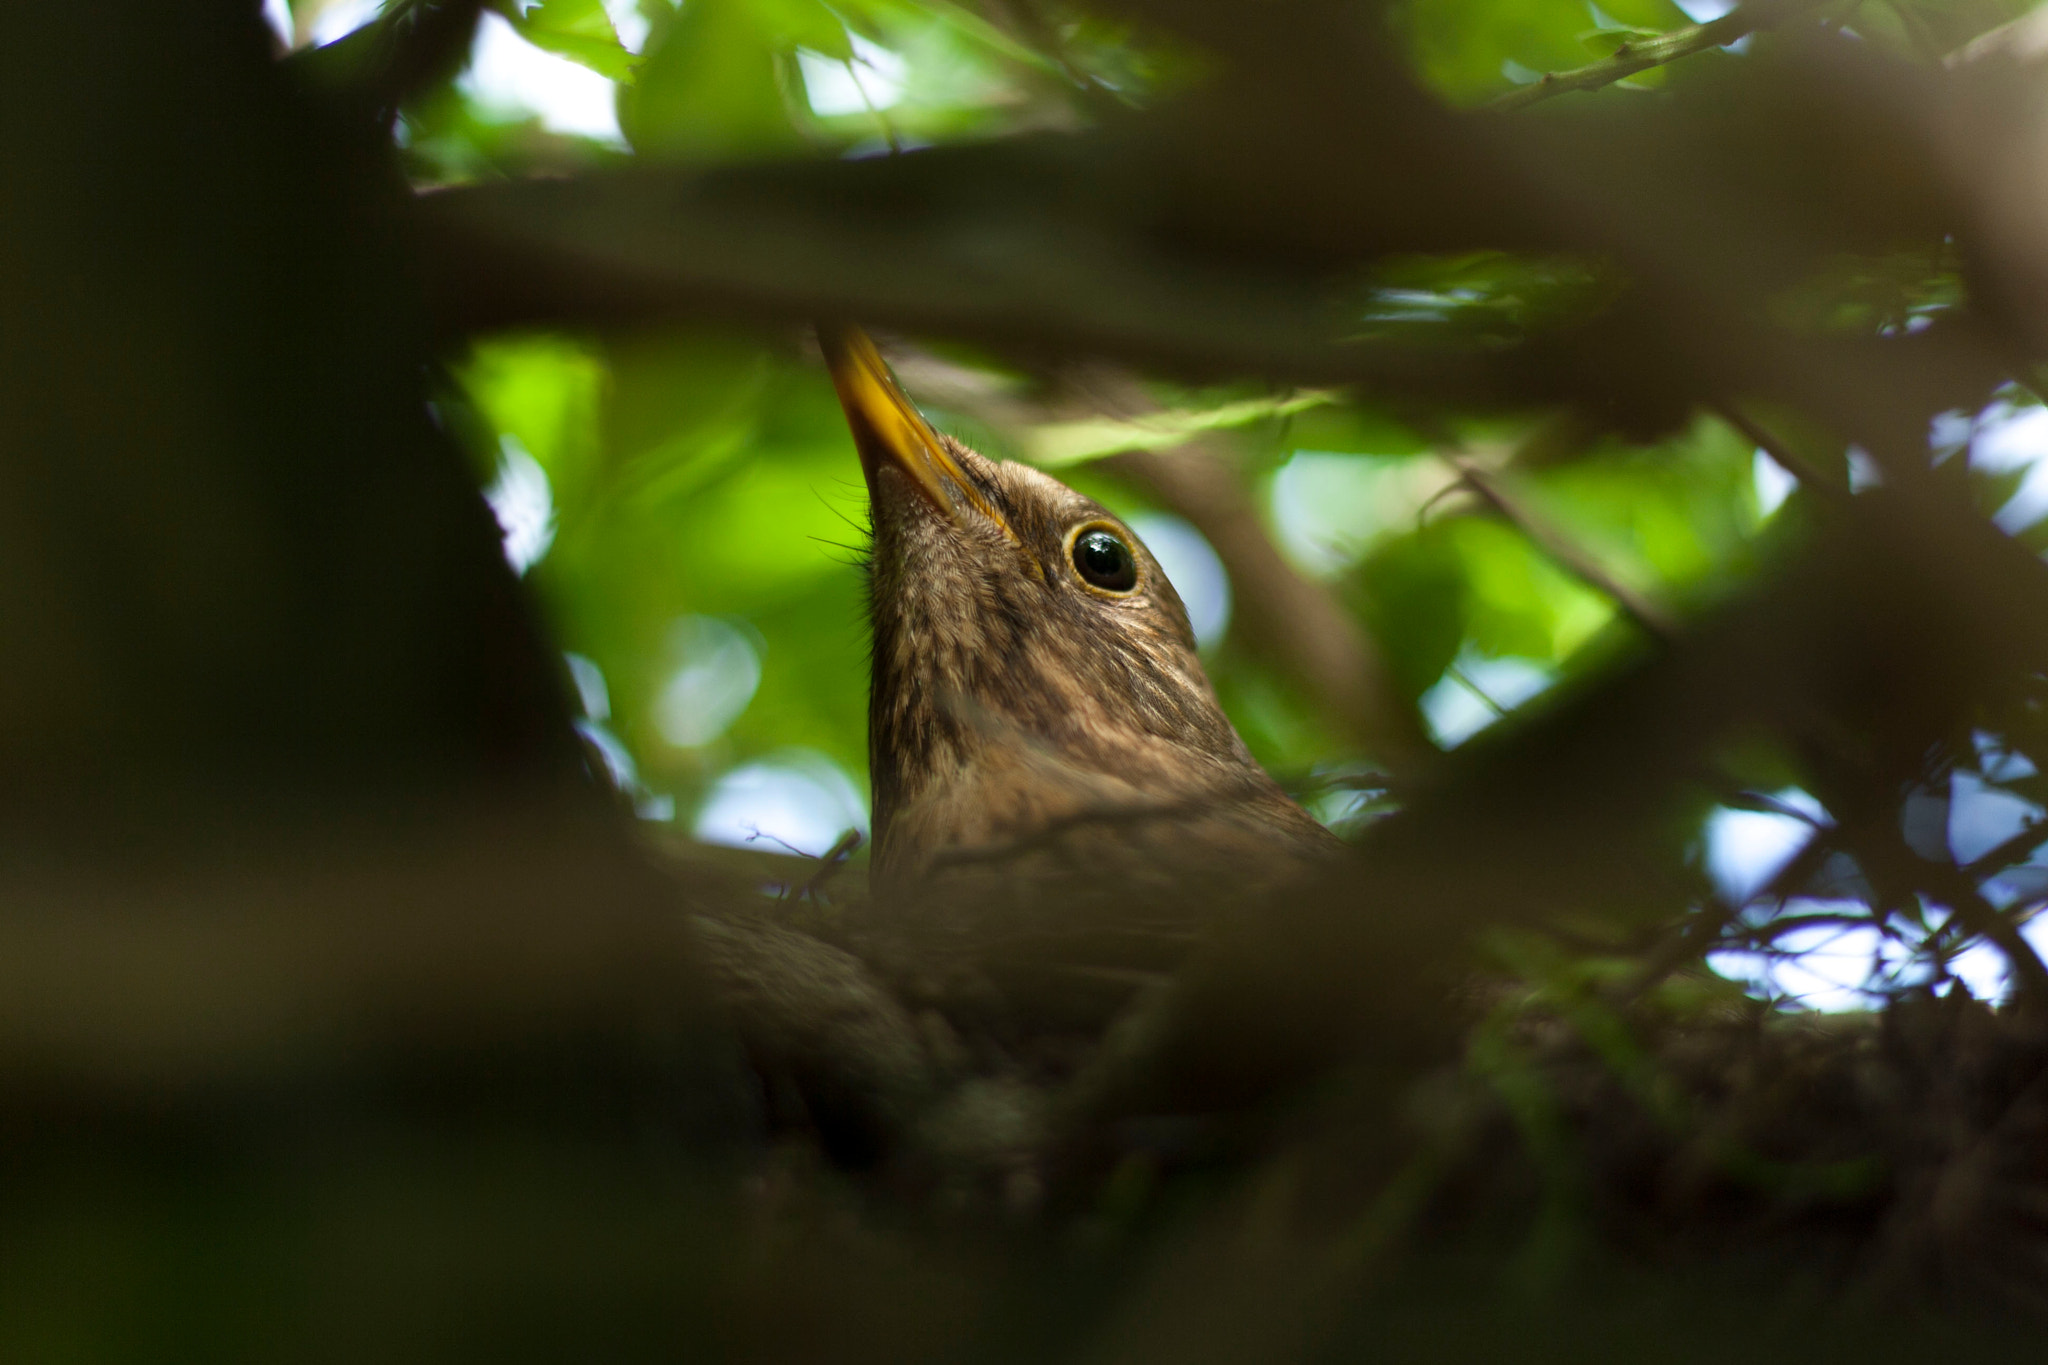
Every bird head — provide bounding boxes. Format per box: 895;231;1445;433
821;326;1328;895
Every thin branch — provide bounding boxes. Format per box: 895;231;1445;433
1445;452;1679;641
1929;867;2048;1004
1714;402;1850;503
1445;662;1512;719
1724;788;1830;826
800;828;866;899
1964;818;2048;881
1491;0;1831;111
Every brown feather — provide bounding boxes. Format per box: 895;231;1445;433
824;325;1340;1032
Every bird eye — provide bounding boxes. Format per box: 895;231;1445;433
1070;526;1139;593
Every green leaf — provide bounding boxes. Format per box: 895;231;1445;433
1354;527;1470;701
457;334;608;507
1578;24;1664;56
1403;0;1691;102
1280;404;1429;459
749;0;855;56
499;0;638;82
1585;0;1697;32
1021;390;1338;467
620;0;826;159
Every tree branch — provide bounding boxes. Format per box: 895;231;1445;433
1714;402;1849;501
1490;0;1832;112
1444;450;1679;641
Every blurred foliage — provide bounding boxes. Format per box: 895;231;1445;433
22;0;2048;1353
396;0;2048;1012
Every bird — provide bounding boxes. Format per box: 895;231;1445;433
820;325;1340;1032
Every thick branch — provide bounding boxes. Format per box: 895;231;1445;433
1091;490;2048;1115
413;39;1990;418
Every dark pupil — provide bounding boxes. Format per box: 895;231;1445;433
1073;530;1137;591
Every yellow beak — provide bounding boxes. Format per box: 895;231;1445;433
819;324;1003;529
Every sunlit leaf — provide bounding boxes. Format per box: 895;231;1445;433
620;0;817;158
498;0;638;81
1578;24;1665;56
1023;390;1339;467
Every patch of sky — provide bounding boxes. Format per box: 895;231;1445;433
486;435;556;575
567;652;612;722
462;11;625;144
1419;650;1556;748
655;616;762;748
1664;0;1751;50
693;751;869;856
262;0;294;46
307;0;381;46
577;715;633;788
1930;407;1974;456
1709;916;1914;1012
1846;445;1883;492
1127;513;1230;648
1702;774;2048;1009
1951;737;2048;909
1753;448;1797;518
1947;931;2021;1001
603;0;651;53
1702;787;1828;904
1977;728;2040;781
1671;0;1737;21
1713;898;2048;1009
1268;451;1455;578
1949;767;2044;866
798;34;907;117
1968;397;2048;532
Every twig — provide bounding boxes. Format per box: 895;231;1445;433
1964;818;2048;881
1491;0;1832;111
1445;452;1679;641
1714;402;1849;503
1445;662;1511;719
800;828;865;898
981;0;1130;123
1928;868;2048;1004
1723;788;1830;826
844;53;903;154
